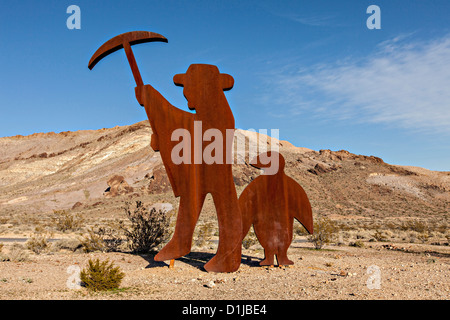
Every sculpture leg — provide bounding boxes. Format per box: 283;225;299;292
275;249;294;266
259;249;275;266
204;187;242;273
154;192;205;262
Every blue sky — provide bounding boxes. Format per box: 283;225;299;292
0;0;449;171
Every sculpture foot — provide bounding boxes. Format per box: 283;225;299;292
259;258;275;266
154;240;190;262
276;256;294;266
204;249;241;273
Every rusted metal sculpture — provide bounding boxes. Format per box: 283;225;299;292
89;31;314;272
88;31;168;86
239;151;313;266
89;31;242;273
136;65;242;273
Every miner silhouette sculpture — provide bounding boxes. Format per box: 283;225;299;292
135;64;242;273
89;31;242;272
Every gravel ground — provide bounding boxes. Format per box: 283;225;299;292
0;240;448;300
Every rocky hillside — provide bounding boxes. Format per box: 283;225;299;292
0;121;448;226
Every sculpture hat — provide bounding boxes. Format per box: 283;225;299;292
173;64;234;91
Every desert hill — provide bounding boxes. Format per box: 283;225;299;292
0;121;448;233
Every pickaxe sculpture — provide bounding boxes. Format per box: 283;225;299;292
88;31;168;86
88;30;168;183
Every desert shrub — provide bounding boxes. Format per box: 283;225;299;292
308;216;337;249
373;229;387;242
79;221;126;253
293;222;309;236
52;238;82;252
417;230;430;243
95;224;126;252
7;244;29;262
408;231;417;243
404;220;430;243
242;227;258;250
435;222;448;234
445;231;450;243
80;229;107;253
408;220;428;233
80;258;125;292
193;222;214;248
122;201;170;254
26;234;49;254
385;221;398;231
350;240;365;248
0;244;7;261
52;210;84;232
335;221;353;232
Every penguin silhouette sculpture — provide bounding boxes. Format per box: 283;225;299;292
239;151;313;266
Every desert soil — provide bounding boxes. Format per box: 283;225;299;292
0;239;448;300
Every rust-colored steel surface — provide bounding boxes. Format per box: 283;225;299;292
239;151;313;266
88;31;168;86
135;64;242;272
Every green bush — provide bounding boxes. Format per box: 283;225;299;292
308;216;337;249
80;258;125;291
52;210;84;232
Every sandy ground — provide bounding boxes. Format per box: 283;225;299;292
0;240;448;301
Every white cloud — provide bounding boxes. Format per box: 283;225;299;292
286;14;336;27
265;35;450;135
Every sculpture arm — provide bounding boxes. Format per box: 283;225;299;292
134;84;194;152
135;84;166;151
